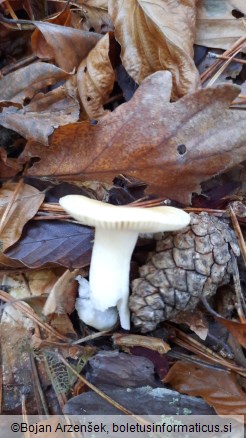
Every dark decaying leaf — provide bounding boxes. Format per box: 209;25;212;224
4;220;93;269
164;361;246;417
20;71;246;203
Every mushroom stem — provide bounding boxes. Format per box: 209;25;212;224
89;228;139;330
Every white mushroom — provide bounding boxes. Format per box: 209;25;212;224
59;195;190;330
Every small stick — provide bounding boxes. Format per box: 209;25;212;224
230;253;246;320
168;324;246;376
0;55;38;77
229;205;246;266
211;53;246;65
72;330;111;345
201;35;246;84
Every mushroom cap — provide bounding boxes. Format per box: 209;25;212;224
59;195;190;233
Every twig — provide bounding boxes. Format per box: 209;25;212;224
230;253;246;321
0;55;38;77
229;205;246;266
210;53;246;65
206;47;243;87
166;324;246;376
201;35;246;84
72;330;111;345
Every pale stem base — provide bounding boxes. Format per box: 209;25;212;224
89;228;139;330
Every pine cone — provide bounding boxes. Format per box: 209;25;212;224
129;212;240;333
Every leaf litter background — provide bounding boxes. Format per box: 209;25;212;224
0;0;246;420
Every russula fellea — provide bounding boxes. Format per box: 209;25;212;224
59;195;190;330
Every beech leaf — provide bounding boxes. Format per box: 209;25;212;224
21;71;246;203
164;361;246;417
5;220;93;269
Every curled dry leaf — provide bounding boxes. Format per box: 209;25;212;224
196;0;246;50
21;71;246;203
43;268;80;316
164;361;246;417
108;0;200;99
0;182;45;251
77;33;115;119
32;22;102;72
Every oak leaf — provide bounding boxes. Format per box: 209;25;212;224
108;0;200;99
21;71;246;203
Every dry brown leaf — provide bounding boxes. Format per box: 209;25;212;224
77;33;115;119
216;317;246;349
164;361;246;417
0;270;60;299
108;0;200;99
43;269;80;316
20;71;246;203
0;85;80;144
0;62;70;104
31;22;102;72
1;303;35;412
73;6;113;34
0;182;45;251
0;147;22;178
196;0;246;50
171;310;208;340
